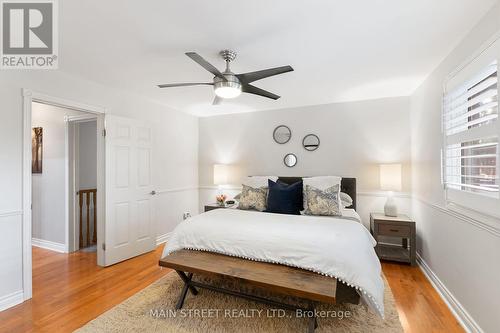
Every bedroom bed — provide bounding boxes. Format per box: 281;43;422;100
159;177;384;332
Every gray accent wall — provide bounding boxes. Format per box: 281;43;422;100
199;97;412;191
198;96;412;228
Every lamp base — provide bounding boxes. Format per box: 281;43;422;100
384;196;398;217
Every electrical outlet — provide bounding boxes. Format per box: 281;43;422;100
183;212;191;220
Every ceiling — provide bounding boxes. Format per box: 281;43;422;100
60;0;498;116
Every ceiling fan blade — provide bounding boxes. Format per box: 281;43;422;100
237;65;293;83
212;96;223;105
242;84;280;100
185;52;227;81
157;82;213;88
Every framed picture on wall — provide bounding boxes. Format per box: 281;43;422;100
32;127;43;173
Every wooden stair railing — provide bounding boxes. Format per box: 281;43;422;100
78;189;97;248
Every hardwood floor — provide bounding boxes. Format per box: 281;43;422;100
0;246;463;333
382;261;464;333
0;246;171;333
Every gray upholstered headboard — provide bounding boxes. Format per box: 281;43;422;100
277;177;357;211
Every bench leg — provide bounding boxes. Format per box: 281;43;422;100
175;272;197;309
176;271;198;295
175;280;190;309
173;270;319;332
307;302;317;333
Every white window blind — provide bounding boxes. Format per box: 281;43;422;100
443;61;499;199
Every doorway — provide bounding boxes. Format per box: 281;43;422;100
22;90;106;301
31;103;101;255
67;116;98;253
23;90;157;303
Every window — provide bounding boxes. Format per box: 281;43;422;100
443;48;500;216
444;63;498;197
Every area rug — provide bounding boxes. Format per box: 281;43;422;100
76;272;403;333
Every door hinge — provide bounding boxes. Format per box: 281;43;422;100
102;243;106;251
102;129;106;137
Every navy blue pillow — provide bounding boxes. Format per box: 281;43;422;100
277;179;304;211
265;179;303;215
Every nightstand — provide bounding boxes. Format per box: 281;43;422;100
204;203;237;212
370;213;416;266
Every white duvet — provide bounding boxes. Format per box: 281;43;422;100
162;209;384;317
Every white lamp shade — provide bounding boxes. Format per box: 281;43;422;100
380;164;402;192
213;164;229;185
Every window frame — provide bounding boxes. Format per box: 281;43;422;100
441;37;500;220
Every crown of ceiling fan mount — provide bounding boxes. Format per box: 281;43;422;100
219;49;237;63
157;50;294;105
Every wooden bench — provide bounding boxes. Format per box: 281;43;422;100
159;250;358;332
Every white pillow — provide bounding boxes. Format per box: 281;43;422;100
302;176;342;210
242;176;278;188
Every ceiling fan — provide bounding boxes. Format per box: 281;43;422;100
157;50;294;105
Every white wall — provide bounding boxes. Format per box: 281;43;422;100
198;97;412;227
410;3;500;332
31;103;86;246
0;70;199;310
78;121;97;191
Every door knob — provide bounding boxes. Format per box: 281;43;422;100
150;190;157;195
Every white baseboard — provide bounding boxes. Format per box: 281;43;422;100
156;232;172;246
417;253;483;333
0;290;23;312
32;238;66;253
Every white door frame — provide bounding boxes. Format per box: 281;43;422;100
22;89;106;301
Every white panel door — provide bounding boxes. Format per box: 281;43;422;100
104;115;155;266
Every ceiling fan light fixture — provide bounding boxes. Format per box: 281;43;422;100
214;81;241;99
157;50;294;103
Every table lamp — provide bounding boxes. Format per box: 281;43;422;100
380;164;402;217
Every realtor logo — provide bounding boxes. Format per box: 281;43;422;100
1;0;58;69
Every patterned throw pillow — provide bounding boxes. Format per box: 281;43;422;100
237;185;268;211
304;184;342;216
